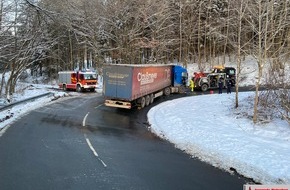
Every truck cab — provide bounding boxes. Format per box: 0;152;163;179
58;70;97;92
170;65;188;93
212;66;236;85
172;65;188;86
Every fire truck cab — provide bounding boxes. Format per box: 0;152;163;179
58;70;97;92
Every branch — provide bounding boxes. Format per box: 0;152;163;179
24;0;58;21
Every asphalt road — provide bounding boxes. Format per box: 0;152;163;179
0;91;251;190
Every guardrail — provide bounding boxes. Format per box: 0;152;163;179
0;92;54;112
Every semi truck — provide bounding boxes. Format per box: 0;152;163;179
58;70;97;92
103;64;188;109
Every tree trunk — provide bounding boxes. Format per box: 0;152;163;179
0;0;3;31
223;6;230;65
235;0;246;108
253;0;265;123
197;2;202;69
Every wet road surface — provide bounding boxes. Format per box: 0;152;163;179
0;92;251;190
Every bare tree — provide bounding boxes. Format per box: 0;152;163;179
230;0;250;108
256;0;290;124
0;0;63;99
245;0;290;123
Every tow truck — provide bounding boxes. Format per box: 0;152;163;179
193;65;236;92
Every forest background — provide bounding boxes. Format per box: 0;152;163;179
0;0;289;124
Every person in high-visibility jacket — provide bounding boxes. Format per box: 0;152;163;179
189;77;195;92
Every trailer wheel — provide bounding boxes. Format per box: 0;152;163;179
140;97;146;108
164;87;171;96
201;83;208;92
150;94;154;104
76;85;82;92
62;84;67;91
145;95;150;106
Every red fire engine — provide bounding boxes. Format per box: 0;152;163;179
58;70;97;92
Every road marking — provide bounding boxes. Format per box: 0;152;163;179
82;112;107;168
84;134;107;168
82;112;89;127
95;104;103;109
0;125;10;137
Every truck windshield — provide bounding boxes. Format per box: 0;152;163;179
182;72;188;77
228;69;235;75
84;74;97;80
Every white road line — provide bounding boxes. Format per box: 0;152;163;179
82;112;89;127
94;104;103;109
0;125;10;137
84;134;107;168
82;112;107;168
85;136;99;156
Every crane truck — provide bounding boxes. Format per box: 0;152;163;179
193;65;236;92
103;64;188;109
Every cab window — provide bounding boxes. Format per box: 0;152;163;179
228;69;235;75
84;74;97;80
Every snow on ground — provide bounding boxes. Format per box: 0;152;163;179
0;74;104;134
0;84;67;136
0;58;289;185
147;92;290;184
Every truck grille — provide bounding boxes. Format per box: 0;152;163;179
87;82;96;85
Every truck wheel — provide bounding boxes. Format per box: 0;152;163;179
62;84;67;91
178;86;185;93
164;87;171;96
90;88;95;92
201;83;208;92
150;94;154;104
76;85;82;92
231;79;236;86
145;95;150;106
